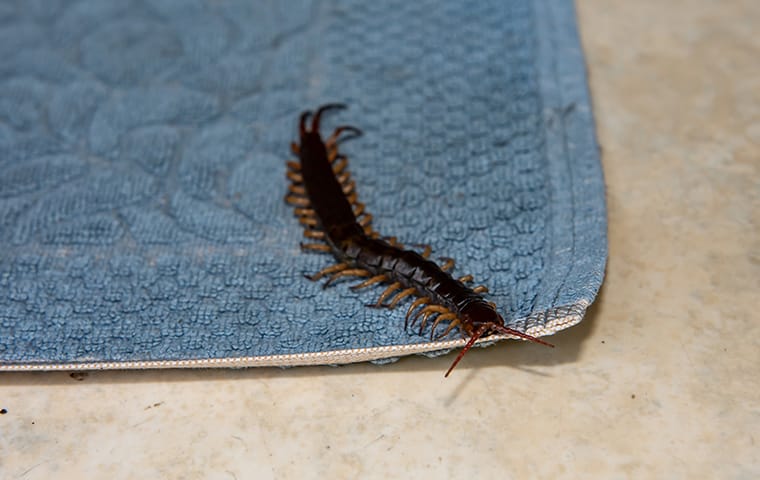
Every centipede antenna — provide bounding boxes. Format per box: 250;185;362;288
445;324;489;377
491;324;554;348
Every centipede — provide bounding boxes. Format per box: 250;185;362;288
285;104;553;376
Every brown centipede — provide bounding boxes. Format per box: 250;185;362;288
285;104;553;376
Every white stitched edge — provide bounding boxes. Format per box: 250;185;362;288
0;300;589;371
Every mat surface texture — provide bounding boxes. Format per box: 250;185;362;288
0;0;606;369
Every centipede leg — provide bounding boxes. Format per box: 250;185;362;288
430;312;458;340
336;172;351;184
306;262;350;281
290;142;300;155
409;305;428;328
287;161;301;172
328;147;338;163
289;184;307;196
438;318;461;339
324;268;370;288
296;208;318;225
300;242;331;253
415;305;449;334
342;180;356;196
386;288;416;308
285;194;310;207
353;202;365;217
383;236;402;248
458;274;474;283
368;282;402;307
358;213;372;227
472;285;489;294
297;209;317;218
440;257;455;272
333;156;348;175
294;207;315;217
298;216;318;227
303;229;324;239
418;311;437;334
406;297;430;329
287;170;303;183
351;274;387;290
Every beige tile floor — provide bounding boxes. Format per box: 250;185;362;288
2;1;759;478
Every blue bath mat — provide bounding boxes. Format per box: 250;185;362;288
0;0;606;370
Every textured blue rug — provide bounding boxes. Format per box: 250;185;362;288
0;0;606;370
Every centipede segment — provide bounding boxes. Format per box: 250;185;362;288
286;104;553;376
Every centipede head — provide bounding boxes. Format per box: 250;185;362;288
458;301;504;337
444;301;555;377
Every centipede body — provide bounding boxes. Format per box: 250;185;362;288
285;104;552;376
